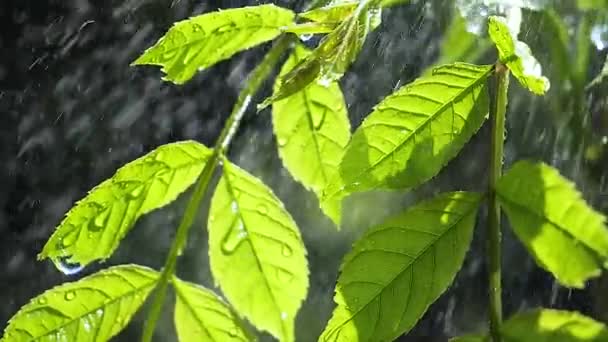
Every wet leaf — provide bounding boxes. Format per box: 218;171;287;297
500;309;608;341
208;159;309;342
261;3;376;108
39;141;212;271
497;161;608;288
323;63;492;225
173;276;251;342
272;43;350;224
132;5;295;84
488;15;550;95
320;192;481;341
1;265;158;342
300;2;359;24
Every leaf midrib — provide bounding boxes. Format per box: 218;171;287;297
325;198;478;339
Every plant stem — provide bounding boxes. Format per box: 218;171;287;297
140;35;292;342
488;62;509;342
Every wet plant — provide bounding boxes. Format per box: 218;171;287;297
2;1;608;342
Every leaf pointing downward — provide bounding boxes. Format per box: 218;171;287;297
1;265;158;342
320;192;481;341
497;160;608;288
132;5;295;84
323;63;492;226
173;276;251;342
272;43;350;221
208;160;309;342
39;141;212;271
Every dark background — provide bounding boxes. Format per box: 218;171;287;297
1;0;607;341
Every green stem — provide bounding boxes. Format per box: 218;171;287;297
140;35;292;342
488;62;509;342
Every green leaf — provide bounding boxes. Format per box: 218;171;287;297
434;10;491;67
39;141;212;271
449;335;488;342
261;2;377;108
272;43;350;222
578;0;608;10
323;63;492;225
377;0;410;8
173;276;251;342
320;192;481;341
1;265;158;342
497;160;608;288
488;16;550;95
501;309;608;341
208;160;309;342
300;1;359;24
132;5;295;84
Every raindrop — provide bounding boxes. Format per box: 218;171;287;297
61;228;79;248
277;137;288;147
312;111;326;130
281;312;288;320
317;76;332;87
37;296;48;305
299;33;313;42
64;291;76;301
256;204;268;215
209;214;216;222
55;256;84;276
83;319;91;332
228;327;238;337
230;201;239;213
91;208;110;232
128;184;145;199
216;23;235;33
221;222;248;254
276;268;293;283
191;23;203;33
153;150;164;161
281;244;293;257
96;309;104;317
161;49;179;61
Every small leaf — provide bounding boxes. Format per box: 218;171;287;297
39;141;212;271
262;4;377;108
488;16;550;95
323;63;492;225
501;309;608;341
497;160;608;288
173;276;251;342
320;192;481;341
208;160;309;342
132;5;295;84
272;43;350;222
1;265;158;342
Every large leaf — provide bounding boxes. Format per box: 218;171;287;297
132;5;295;84
272;43;350;220
173;276;251;342
39;141;212;272
501;309;608;341
320;192;481;341
488;15;550;95
497;160;608;288
208;160;309;342
323;63;492;225
261;2;376;108
1;265;158;342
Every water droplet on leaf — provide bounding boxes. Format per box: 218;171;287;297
281;312;288;320
60;229;79;248
96;309;104;317
230;201;239;213
277;137;288;147
55;256;84;276
228;327;238;337
256;204;268;215
299;33;313;41
221;222;248;254
276;268;293;283
37;296;48;305
64;291;76;301
128;184;145;199
281;244;293;257
91;208;110;232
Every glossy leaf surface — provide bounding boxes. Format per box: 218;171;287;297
39;141;212;271
497;161;608;288
502;309;608;341
1;265;158;342
132;5;295;84
208;160;309;342
323;63;492;225
488;16;550;95
320;192;481;341
173;277;251;342
272;43;350;220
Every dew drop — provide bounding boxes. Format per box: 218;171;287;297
281;244;293;257
221;222;248;254
256;204;268;215
91;208;110;232
37;296;48;305
299;33;313;42
276;268;293;283
228;327;238;337
60;229;79;248
55;256;84;276
64;291;76;301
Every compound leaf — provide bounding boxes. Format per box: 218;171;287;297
1;265;158;342
497;160;608;288
320;192;481;341
323;63;492;226
488;16;550;95
39;141;212;272
272;43;350;222
132;5;295;84
501;309;608;341
208;160;309;342
173;276;251;342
